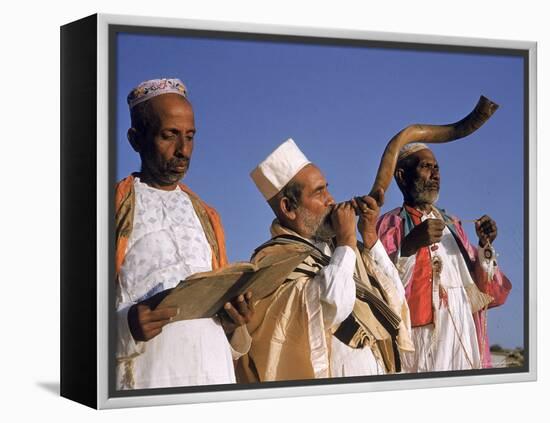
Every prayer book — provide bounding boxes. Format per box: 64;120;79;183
157;245;311;321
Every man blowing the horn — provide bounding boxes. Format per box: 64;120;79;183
377;143;512;372
237;139;413;382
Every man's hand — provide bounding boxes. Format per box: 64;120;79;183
352;189;384;249
219;291;255;335
127;289;178;342
476;215;498;247
331;201;357;248
401;218;446;257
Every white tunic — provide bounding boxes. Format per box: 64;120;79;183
313;241;407;377
116;177;249;389
397;211;481;372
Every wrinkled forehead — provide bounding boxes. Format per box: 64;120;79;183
404;148;438;169
147;93;194;118
293;164;327;192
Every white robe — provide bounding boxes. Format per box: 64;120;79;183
116;177;249;389
313;240;408;377
397;211;481;372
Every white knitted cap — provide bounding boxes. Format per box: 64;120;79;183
127;78;187;109
397;142;430;162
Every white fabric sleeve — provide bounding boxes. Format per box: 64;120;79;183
312;245;357;328
395;248;416;291
116;303;146;359
228;325;252;360
366;240;406;301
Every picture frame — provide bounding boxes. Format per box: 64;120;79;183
60;13;537;409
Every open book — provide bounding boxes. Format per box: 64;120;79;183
157;244;311;322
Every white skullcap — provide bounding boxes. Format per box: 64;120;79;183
250;138;311;200
397;142;430;163
127;78;187;109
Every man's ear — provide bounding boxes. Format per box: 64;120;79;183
279;197;297;221
127;128;141;153
395;168;406;189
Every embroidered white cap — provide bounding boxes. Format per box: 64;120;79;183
127;78;188;109
251;138;311;200
397;142;430;163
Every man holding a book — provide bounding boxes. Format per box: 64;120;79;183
114;78;253;390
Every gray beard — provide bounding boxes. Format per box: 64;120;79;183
312;220;336;243
300;207;335;242
410;179;439;206
141;156;190;186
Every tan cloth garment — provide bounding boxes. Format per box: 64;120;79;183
236;221;413;382
358;246;414;355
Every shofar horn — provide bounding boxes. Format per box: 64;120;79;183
368;95;499;201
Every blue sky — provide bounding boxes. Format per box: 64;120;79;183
115;31;525;349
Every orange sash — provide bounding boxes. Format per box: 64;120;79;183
404;205;433;327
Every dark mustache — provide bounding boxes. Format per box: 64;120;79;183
424;182;439;189
168;157;190;168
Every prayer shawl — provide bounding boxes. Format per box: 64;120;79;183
236;222;413;382
377;206;512;368
115;174;228;276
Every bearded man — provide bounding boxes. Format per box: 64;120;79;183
237;139;413;382
115;78;253;389
377;143;512;372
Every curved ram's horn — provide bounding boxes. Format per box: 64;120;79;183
368;95;499;201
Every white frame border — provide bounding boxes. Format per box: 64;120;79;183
96;13;537;409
